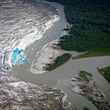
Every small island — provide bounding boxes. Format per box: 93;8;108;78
71;70;110;110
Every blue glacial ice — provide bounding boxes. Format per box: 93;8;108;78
0;47;28;74
11;48;28;66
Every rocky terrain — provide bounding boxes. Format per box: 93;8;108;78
0;71;71;110
71;71;110;110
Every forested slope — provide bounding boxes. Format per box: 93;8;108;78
48;0;110;52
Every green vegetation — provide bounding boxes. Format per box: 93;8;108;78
59;30;110;52
79;71;92;81
45;53;71;71
52;0;110;56
97;66;110;83
73;48;110;59
83;107;90;110
47;0;110;68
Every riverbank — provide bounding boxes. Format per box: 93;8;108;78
48;0;110;58
30;40;65;74
97;66;110;83
71;70;110;110
71;48;110;60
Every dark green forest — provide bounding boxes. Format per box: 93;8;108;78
48;0;110;52
98;66;110;83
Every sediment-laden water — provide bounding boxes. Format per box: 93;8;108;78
0;0;110;110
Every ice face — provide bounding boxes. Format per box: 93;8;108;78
11;48;28;65
0;0;60;50
0;0;60;67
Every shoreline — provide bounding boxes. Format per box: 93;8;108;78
30;40;65;74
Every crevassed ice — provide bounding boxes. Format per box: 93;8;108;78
17;15;60;50
0;0;60;66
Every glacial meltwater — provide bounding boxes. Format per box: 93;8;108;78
0;0;110;110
